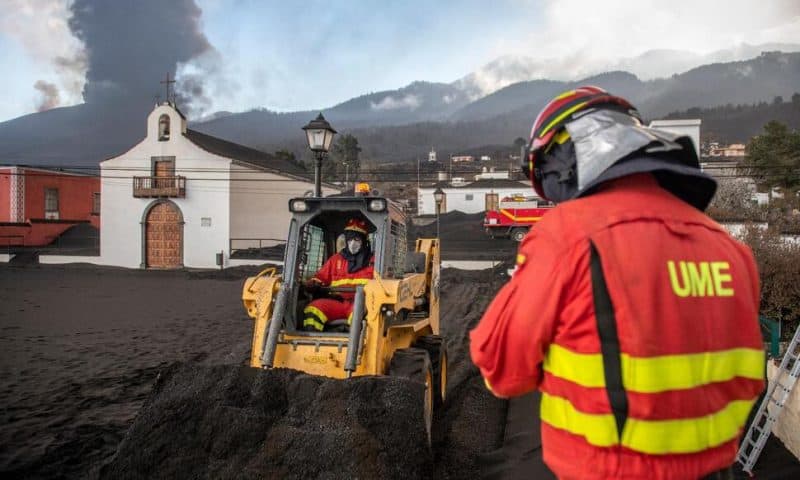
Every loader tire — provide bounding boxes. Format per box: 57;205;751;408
511;227;528;242
413;335;448;409
388;348;434;446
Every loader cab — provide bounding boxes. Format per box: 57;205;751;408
282;195;408;333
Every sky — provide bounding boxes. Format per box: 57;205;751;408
0;0;799;123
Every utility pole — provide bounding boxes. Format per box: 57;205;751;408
449;155;453;181
417;156;420;190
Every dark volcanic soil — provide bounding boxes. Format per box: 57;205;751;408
409;211;517;261
101;365;432;479
1;262;798;479
0;264;262;479
0;263;511;479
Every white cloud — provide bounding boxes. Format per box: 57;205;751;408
0;0;87;109
370;94;421;111
454;0;800;98
489;0;800;80
735;64;754;77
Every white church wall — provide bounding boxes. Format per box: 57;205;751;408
100;105;232;269
178;154;231;269
228;165;338;257
101;152;156;268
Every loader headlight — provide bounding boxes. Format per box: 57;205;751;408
289;199;309;212
367;199;386;212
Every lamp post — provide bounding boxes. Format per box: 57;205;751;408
433;187;445;241
302;113;337;197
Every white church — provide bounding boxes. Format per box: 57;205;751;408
95;102;337;269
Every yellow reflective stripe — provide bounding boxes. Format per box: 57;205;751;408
345;226;368;234
302;317;325;331
303;305;328;323
540;392;755;454
540;101;588;138
541;392;617;447
554;89;577;101
330;278;369;287
500;209;542;222
543;344;764;393
544;129;571;154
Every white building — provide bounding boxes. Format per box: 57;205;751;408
428;148;437;162
700;159;739;178
720;144;747;157
649;119;701;156
417;178;533;215
98;102;337;269
474;169;510;181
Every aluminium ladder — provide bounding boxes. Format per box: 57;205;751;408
736;323;800;475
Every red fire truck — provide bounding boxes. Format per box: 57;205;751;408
484;195;554;241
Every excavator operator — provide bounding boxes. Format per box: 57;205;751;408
470;86;764;479
302;218;374;332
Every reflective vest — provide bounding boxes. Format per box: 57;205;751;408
312;252;374;299
470;174;764;479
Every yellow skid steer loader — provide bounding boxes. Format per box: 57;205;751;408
242;191;446;439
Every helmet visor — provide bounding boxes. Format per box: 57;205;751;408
566;109;671;192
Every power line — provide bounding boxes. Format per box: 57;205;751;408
4;163;797;175
3;164;798;186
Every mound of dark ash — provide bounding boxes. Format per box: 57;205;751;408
101;364;432;479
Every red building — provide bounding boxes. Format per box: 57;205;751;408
0;166;100;247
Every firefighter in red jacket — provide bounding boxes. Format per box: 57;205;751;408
303;218;374;331
470;87;764;479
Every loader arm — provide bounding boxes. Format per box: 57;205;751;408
241;268;281;368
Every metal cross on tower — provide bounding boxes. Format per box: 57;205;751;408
160;73;176;104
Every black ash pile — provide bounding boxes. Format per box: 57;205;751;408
101;365;432;479
409;212;517;261
99;266;513;480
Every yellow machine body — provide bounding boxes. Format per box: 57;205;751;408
241;195;441;381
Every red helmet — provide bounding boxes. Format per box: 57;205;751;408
524;86;640;198
344;218;369;236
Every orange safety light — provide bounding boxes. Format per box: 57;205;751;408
355;182;371;195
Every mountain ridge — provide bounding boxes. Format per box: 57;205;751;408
1;51;798;168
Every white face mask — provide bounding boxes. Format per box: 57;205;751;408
347;238;362;255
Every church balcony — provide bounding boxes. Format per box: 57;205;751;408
133;176;186;198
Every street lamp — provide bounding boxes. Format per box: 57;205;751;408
302;113;337;197
433;187;445;241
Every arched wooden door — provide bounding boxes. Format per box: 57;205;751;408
145;202;183;268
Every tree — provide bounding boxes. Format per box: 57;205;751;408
742;121;800;193
742;226;800;337
706;178;760;221
274;149;305;171
324;134;362;184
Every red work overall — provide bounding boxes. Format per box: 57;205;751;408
303;252;374;331
470;174;764;480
